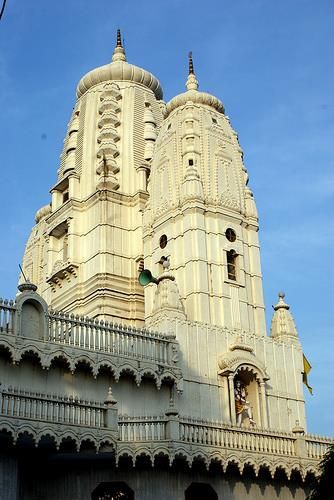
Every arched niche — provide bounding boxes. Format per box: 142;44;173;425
91;481;134;500
185;482;218;500
218;341;270;428
15;286;48;340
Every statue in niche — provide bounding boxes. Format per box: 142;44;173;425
234;378;256;427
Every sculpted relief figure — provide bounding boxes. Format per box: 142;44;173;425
234;378;256;427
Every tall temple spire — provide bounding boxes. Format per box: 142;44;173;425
112;29;127;62
186;51;199;91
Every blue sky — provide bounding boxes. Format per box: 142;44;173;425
0;0;333;436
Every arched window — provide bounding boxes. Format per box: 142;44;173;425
91;482;134;500
226;249;237;281
185;483;218;500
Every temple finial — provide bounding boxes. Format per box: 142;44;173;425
188;51;194;75
186;51;198;91
116;29;122;47
112;29;127;62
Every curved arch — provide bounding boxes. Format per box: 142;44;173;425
16;292;48;340
208;453;224;469
225;455;243;474
173;449;192;467
117;447;135;465
273;463;290;480
98;437;116;451
257;460;275;479
19;346;43;365
305;466;319;481
48;351;72;370
16;427;37;445
0;423;16;443
118;365;138;381
242;457;259;476
134;450;153;467
91;481;134;500
160;372;177;385
218;349;269;383
0;343;14;361
185;482;218;500
96;361;117;378
36;431;58;448
191;453;209;470
73;356;94;375
58;433;80;452
152;448;170;462
80;437;98;452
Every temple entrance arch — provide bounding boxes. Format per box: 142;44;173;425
91;482;134;500
185;482;218;500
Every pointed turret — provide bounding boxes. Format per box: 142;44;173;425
270;292;299;340
112;29;127;62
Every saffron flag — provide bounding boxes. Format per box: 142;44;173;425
302;354;313;395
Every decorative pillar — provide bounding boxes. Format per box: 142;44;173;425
292;421;306;458
104;387;118;433
228;374;236;425
165;399;180;441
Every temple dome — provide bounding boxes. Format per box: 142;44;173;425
76;30;163;100
165;53;224;116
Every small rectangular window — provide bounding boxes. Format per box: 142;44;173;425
227;250;237;281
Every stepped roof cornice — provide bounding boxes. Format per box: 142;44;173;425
165;52;224;117
76;30;163;99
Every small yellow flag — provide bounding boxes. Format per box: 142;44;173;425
302;354;313;395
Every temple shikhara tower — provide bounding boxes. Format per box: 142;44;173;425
0;32;332;500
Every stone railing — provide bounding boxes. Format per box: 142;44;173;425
306;434;333;459
0;386;106;428
48;310;172;365
0;299;15;333
1;392;333;477
0;298;182;389
118;415;167;441
179;417;296;456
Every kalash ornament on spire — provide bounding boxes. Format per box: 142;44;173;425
4;31;325;500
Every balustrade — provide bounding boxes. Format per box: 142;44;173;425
0;299;15;333
118;415;167;441
0;300;176;367
48;311;170;363
179;418;296;456
306;436;332;459
0;386;105;428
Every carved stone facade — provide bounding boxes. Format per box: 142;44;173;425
1;33;332;499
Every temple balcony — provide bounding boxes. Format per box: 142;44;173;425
0;293;182;390
0;384;332;481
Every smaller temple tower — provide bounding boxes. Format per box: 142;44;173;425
143;54;266;334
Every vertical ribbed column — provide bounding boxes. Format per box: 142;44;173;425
96;83;122;190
